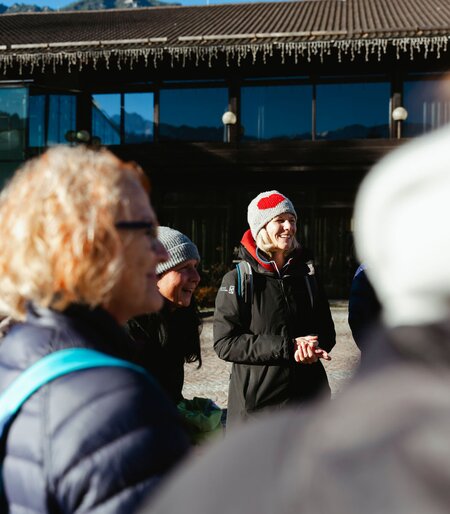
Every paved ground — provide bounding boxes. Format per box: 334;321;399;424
183;301;360;408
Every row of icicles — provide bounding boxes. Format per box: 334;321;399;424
0;36;448;75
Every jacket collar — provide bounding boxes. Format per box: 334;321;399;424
239;229;309;276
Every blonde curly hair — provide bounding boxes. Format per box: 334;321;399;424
0;145;147;319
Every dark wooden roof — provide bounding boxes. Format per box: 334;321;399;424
1;0;449;74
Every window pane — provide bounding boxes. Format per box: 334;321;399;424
316;82;390;139
92;94;121;145
403;78;450;136
0;87;28;160
124;92;153;143
241;85;312;140
159;88;227;141
48;95;76;145
29;95;46;148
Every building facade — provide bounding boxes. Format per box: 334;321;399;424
1;0;450;296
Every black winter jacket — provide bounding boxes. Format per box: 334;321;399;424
0;304;190;514
214;231;336;428
125;302;202;404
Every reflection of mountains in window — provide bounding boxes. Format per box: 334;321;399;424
115;113;153;143
316;124;389;140
159;121;222;141
242;124;389;141
0;112;25;131
242;131;311;141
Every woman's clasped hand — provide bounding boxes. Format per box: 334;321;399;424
293;335;331;364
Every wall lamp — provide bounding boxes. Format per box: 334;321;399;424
65;130;102;147
222;111;237;143
392;106;408;139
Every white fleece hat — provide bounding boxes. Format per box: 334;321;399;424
247;190;297;239
354;123;450;328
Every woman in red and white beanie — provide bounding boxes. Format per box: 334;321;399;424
214;190;336;429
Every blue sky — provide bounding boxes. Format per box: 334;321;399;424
2;0;292;10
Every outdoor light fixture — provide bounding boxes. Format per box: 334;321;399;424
222;111;237;143
392;106;408;122
76;130;91;143
65;129;101;146
222;111;237;126
392;106;408;139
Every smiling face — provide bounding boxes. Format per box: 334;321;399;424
265;212;297;253
157;259;200;308
104;180;168;325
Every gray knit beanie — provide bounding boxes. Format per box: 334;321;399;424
156;226;200;275
247;190;297;239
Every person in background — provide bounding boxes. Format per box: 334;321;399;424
214;190;336;429
348;263;381;352
0;146;190;513
126;226;202;404
140;122;450;514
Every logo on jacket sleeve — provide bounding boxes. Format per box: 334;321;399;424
220;285;235;294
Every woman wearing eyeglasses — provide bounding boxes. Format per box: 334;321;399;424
0;146;190;513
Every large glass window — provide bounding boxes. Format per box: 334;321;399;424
92;94;121;145
316;82;390;139
403;76;450;136
241;84;312;140
0;87;28;161
28;95;45;148
28;93;77;147
159;88;227;141
47;95;76;145
124;92;154;143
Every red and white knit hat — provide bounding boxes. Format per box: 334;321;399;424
247;190;297;239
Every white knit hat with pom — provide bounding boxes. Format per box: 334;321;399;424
247;190;297;239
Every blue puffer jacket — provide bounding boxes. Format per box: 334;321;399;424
0;304;190;514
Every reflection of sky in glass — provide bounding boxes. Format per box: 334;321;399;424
0;88;27;118
160;88;227;141
48;95;76;144
124;92;154;143
241;85;312;140
92;94;121;119
92;93;120;145
404;78;450;135
0;88;28;158
29;95;45;147
124;93;153;119
92;94;120;145
160;88;227;128
316;82;390;138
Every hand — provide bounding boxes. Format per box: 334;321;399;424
293;335;331;364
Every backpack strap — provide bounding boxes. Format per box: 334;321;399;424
0;348;148;438
0;348;149;506
304;259;318;309
236;261;253;305
235;261;253;327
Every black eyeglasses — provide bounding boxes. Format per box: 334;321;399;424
115;221;160;248
115;221;155;231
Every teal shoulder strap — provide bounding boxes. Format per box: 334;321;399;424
0;348;148;438
235;261;253;328
235;261;253;305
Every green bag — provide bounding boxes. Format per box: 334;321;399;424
177;397;224;444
